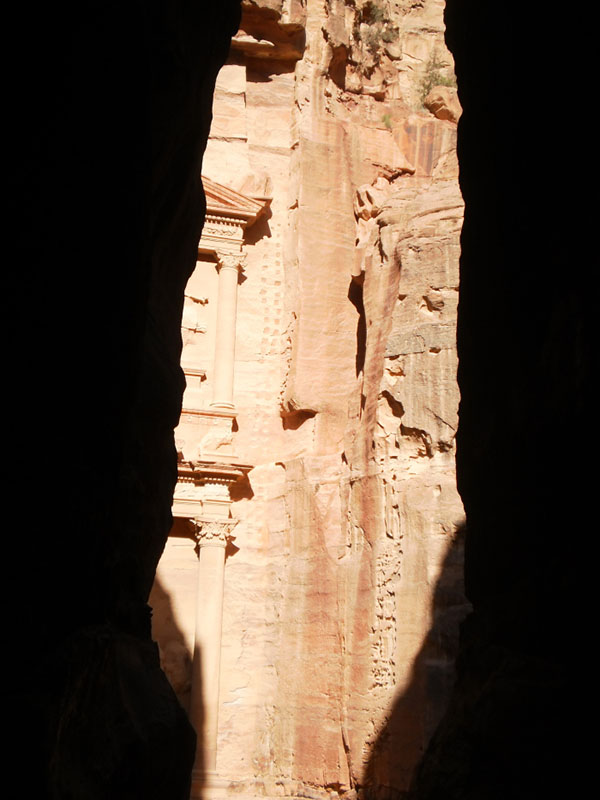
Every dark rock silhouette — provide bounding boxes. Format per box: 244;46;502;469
6;2;240;796
410;4;591;798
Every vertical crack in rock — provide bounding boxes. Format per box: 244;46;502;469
349;276;368;377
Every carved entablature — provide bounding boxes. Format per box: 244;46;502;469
203;479;231;500
174;476;205;501
173;469;238;504
201;216;244;250
172;461;252;521
193;518;238;548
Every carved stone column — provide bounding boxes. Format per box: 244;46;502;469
211;254;244;410
189;518;237;792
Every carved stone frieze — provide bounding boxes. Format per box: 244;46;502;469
202;215;244;240
202;479;231;500
173;475;235;502
173;478;205;500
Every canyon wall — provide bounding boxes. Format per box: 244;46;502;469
9;1;588;797
153;2;468;798
410;3;590;798
7;2;241;796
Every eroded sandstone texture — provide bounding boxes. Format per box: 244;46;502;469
151;2;468;799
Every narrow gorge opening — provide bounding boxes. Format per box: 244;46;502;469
10;2;586;799
151;3;467;800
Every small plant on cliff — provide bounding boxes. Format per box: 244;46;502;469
363;1;387;24
353;2;389;56
362;26;381;55
382;113;393;130
381;25;397;43
419;51;456;106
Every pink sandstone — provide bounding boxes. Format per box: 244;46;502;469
150;2;468;798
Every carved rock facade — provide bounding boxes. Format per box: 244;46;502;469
151;2;468;799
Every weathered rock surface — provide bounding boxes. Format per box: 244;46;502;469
423;86;461;122
153;2;467;798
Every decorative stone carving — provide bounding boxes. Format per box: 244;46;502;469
174;479;205;500
173;476;236;503
202;480;231;500
198;178;268;258
218;252;246;273
203;218;243;240
194;519;238;548
199;425;234;458
156;4;468;791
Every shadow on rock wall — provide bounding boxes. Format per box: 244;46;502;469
151;570;205;797
7;1;241;795
40;620;196;800
363;524;469;800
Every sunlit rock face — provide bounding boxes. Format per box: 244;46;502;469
7;2;241;796
151;2;468;798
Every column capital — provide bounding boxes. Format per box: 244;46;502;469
193;518;238;548
217;252;246;273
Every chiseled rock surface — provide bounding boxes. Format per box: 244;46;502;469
179;1;469;798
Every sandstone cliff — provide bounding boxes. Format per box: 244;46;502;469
187;2;468;796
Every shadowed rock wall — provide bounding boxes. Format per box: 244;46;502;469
7;2;241;796
411;3;591;798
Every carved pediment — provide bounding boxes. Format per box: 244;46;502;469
202;176;268;227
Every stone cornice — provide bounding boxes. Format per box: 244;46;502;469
177;459;251;482
181;367;207;379
205;213;246;227
179;407;237;421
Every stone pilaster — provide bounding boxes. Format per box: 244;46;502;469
210;254;245;410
